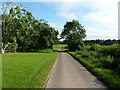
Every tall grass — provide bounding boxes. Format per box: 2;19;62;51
68;44;120;88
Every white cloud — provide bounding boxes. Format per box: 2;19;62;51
55;0;119;40
49;22;63;31
4;0;118;40
56;3;79;20
85;26;118;40
48;22;64;38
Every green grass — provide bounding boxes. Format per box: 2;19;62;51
68;51;120;88
38;49;53;53
53;44;68;50
2;52;58;88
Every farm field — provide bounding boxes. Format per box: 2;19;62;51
2;52;58;88
53;44;68;51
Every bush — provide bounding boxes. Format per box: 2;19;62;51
99;44;118;57
38;49;53;53
68;41;84;51
99;44;120;69
93;68;120;88
100;55;114;69
84;45;91;51
69;51;120;88
68;43;79;51
89;44;102;51
82;51;91;58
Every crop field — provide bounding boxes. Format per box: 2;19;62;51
2;52;57;88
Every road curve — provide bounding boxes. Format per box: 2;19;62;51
45;51;107;88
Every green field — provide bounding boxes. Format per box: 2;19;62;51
53;44;68;50
2;52;57;88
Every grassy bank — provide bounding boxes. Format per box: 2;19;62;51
2;52;58;88
68;50;120;88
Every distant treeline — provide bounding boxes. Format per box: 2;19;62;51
60;39;120;45
84;39;120;45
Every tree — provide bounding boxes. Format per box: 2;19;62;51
0;15;2;53
61;20;86;51
38;22;59;49
1;3;59;53
1;2;13;54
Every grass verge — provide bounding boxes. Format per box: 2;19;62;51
2;52;57;88
68;52;120;88
38;49;53;53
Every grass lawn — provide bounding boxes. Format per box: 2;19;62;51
53;44;68;51
2;52;58;88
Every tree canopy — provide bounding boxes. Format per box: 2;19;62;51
1;3;59;53
61;20;86;51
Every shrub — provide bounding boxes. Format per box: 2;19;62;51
93;68;120;88
100;55;114;69
84;45;91;51
89;44;102;51
69;51;120;88
80;51;91;58
99;44;120;69
68;43;80;51
99;44;118;57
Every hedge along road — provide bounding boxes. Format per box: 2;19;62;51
45;50;107;88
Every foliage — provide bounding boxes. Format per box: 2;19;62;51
89;44;102;51
61;20;86;51
69;51;120;88
11;39;18;53
99;44;118;56
1;3;58;53
84;39;118;46
2;52;58;88
98;44;120;69
69;43;120;88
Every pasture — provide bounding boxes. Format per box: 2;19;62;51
2;52;57;88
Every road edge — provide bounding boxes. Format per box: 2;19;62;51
67;52;108;89
42;52;59;88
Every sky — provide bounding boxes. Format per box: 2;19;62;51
1;0;119;40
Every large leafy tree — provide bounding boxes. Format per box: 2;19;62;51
61;20;86;51
1;2;14;53
1;3;58;53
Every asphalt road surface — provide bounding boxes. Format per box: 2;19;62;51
45;51;107;88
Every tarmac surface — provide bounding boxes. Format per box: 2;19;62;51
46;51;107;88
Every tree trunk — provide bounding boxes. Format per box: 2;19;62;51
0;48;5;54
